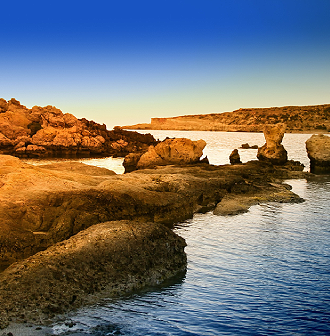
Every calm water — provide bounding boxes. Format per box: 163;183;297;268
25;132;330;335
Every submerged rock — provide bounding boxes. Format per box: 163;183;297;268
306;134;330;174
257;123;288;165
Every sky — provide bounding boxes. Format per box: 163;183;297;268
1;0;330;128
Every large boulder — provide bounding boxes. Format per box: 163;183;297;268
306;134;330;174
124;138;207;172
257;123;287;165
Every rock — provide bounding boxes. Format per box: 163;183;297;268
214;182;304;216
0;155;306;269
0;220;187;326
124;104;330;133
229;149;241;164
124;138;206;171
0;98;157;158
123;152;143;173
257;123;288;165
306;134;330;173
0;98;8;113
240;143;258;149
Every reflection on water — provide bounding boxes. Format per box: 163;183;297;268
49;177;330;335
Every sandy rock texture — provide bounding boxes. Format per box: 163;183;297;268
0;98;157;158
123;138;206;172
306;134;330;173
257;123;288;165
124;104;330;133
0;154;305;270
0;220;186;328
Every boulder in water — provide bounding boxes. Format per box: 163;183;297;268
306;134;330;174
229;149;242;165
257;123;287;165
124;138;207;172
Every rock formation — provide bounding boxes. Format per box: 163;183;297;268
123;104;330;133
257;123;288;165
229;149;241;164
306;134;330;173
240;143;258;149
0;221;186;328
123;138;207;172
0;98;157;158
0;154;307;327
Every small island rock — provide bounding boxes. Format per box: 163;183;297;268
257;123;288;165
306;134;330;173
229;149;242;165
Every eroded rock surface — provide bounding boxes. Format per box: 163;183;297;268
0;221;186;328
306;134;330;173
0;98;157;158
257;123;288;165
0;154;305;269
0;154;308;327
123;138;206;172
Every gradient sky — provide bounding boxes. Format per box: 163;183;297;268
1;0;330;128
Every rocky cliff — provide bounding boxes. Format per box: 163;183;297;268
124;104;330;133
0;98;157;158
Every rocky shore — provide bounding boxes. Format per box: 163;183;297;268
0;220;186;329
123;103;330;133
0;125;312;329
0;98;157;158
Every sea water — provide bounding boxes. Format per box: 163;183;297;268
25;132;330;335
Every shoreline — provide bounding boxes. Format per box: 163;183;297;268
123;127;329;135
0;154;309;329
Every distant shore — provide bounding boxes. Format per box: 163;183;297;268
123;103;330;133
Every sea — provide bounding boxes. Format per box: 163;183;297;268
19;131;330;335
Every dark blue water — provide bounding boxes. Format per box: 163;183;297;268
50;176;330;336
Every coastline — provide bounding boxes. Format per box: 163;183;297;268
0;152;309;329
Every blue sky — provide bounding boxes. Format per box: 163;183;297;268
1;0;330;128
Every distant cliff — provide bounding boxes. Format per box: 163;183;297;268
0;98;157;158
124;104;330;133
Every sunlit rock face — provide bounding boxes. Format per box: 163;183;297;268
306;134;330;174
257;123;288;165
123;138;207;172
0;98;157;158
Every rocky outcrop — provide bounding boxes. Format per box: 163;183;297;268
214;182;298;215
257;123;288;165
0;98;157;158
229;149;241;165
306;134;330;173
0;220;186;328
240;143;258;149
124;104;330;133
0;154;305;270
0;154;307;327
123;138;206;172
